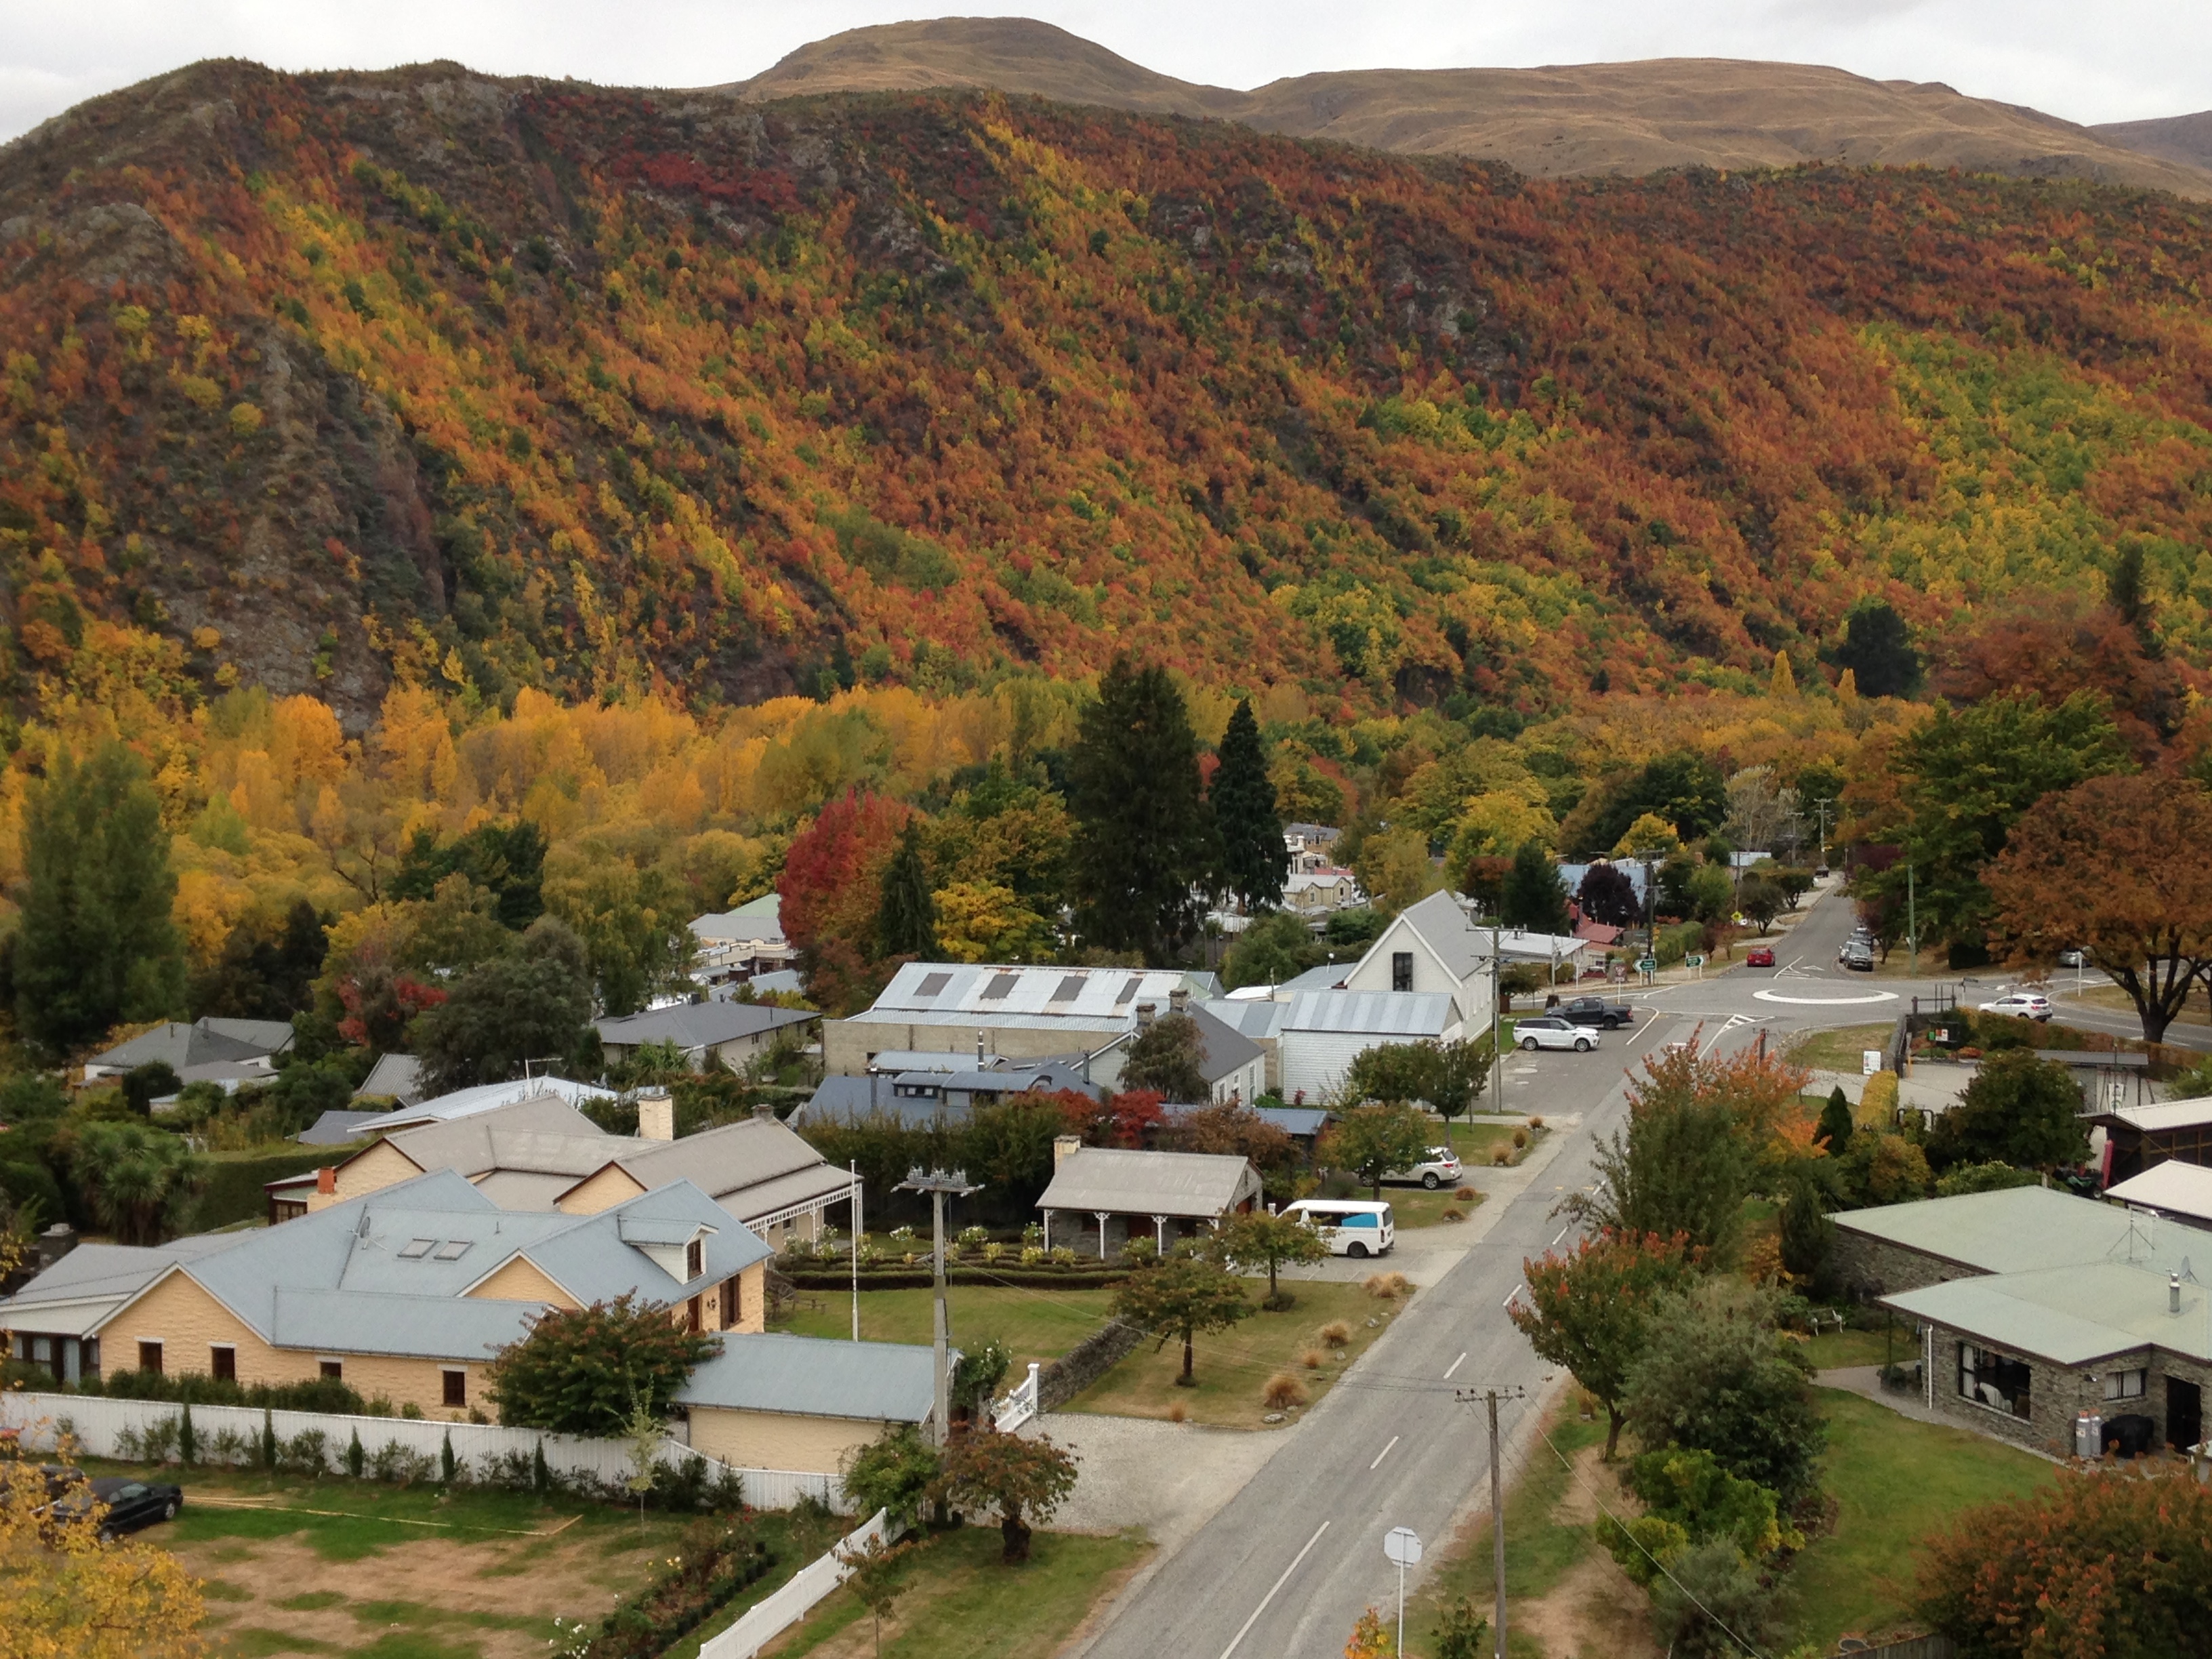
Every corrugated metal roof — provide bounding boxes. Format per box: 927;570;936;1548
1203;998;1291;1040
596;1002;814;1051
272;1288;536;1361
1885;1259;2212;1366
1282;989;1456;1037
679;1333;936;1422
354;1053;424;1105
371;1076;613;1135
2104;1096;2212;1133
1038;1147;1261;1217
868;962;1204;1021
2106;1162;2212;1223
1829;1187;2139;1275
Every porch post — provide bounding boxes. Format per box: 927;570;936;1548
1096;1212;1110;1259
1154;1215;1167;1251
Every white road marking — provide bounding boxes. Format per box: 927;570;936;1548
1754;989;1899;1006
1370;1435;1400;1470
1503;1282;1525;1308
1219;1521;1331;1659
1551;1225;1570;1247
1443;1351;1467;1380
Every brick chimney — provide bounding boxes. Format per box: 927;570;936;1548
1053;1134;1082;1167
1168;987;1189;1017
316;1167;336;1195
637;1091;675;1141
1135;1001;1157;1029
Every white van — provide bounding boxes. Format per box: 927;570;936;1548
1284;1199;1396;1258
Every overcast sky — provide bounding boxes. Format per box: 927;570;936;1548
4;0;2205;144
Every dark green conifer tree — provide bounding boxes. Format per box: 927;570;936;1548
1499;840;1572;934
1067;658;1214;962
16;743;185;1054
1815;1086;1854;1155
1210;698;1287;912
876;821;938;959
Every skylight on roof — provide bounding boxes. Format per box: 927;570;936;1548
1114;975;1143;1004
981;972;1020;1000
1050;974;1086;1002
916;971;952;998
397;1239;436;1259
433;1240;472;1261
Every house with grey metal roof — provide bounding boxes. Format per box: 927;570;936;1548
1277;989;1459;1105
354;1052;425;1106
594;1002;817;1073
690;895;794;984
1085;1000;1267;1105
1037;1143;1263;1258
2106;1161;2212;1231
84;1017;295;1082
1341;890;1498;1031
1832;1186;2212;1458
676;1334;939;1471
823;961;1215;1075
358;1075;615;1136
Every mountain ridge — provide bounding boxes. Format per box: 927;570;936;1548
727;17;2212;198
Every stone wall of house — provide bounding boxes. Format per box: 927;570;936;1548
1830;1229;1982;1300
1916;1319;2156;1458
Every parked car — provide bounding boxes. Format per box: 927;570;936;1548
1979;991;2053;1021
43;1474;182;1539
1282;1199;1395;1258
1517;1016;1599;1052
1386;1147;1464;1190
1557;996;1637;1029
1841;943;1875;972
1744;946;1776;968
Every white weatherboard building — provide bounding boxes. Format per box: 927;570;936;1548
1277;990;1459;1105
1341;890;1499;1031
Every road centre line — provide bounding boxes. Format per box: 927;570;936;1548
1503;1282;1525;1308
1370;1435;1400;1470
1550;1225;1570;1247
1218;1521;1331;1659
1443;1351;1467;1380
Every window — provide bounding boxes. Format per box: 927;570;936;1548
687;1295;703;1334
442;1369;467;1408
981;972;1021;1000
1958;1343;2030;1419
916;971;952;998
2104;1368;2148;1401
433;1240;472;1261
210;1346;236;1383
138;1340;163;1376
398;1238;436;1260
686;1237;704;1279
320;1359;344;1381
1050;974;1086;1003
1391;951;1414;993
1115;975;1143;1005
721;1275;741;1331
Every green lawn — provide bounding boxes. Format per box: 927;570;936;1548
1793;1388;2058;1649
1783;1023;1896;1076
772;1284;1115;1378
760;1525;1149;1658
1065;1276;1403;1430
1801;1326;1912;1372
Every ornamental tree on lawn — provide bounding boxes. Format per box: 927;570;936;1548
1210;1208;1329;1306
930;1428;1079;1563
1109;1252;1254;1386
1318;1103;1432;1200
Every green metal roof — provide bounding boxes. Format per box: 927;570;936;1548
1886;1258;2212;1367
1829;1186;2139;1275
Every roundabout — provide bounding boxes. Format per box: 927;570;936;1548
1752;988;1900;1006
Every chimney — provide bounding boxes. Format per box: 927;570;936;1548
1168;987;1189;1017
1053;1134;1082;1167
315;1167;336;1196
977;1031;987;1065
2173;1272;2184;1315
37;1223;75;1267
637;1091;675;1142
1135;1001;1157;1030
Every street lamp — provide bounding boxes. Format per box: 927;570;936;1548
895;1166;983;1444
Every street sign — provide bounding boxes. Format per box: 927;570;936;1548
1383;1526;1423;1567
1636;956;1658;973
1862;1050;1883;1076
1684;954;1705;968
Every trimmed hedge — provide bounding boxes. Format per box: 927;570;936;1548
783;1264;1131;1292
589;1517;777;1659
187;1146;335;1230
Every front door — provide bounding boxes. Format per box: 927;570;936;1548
2168;1376;2203;1452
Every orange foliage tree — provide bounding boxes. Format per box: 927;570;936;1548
778;790;914;1014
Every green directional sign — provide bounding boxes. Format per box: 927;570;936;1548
1637;956;1658;972
1685;954;1705;968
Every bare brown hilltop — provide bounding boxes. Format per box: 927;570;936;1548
2095;110;2212;173
731;16;2212;198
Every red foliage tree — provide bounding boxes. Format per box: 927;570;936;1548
778;790;914;1014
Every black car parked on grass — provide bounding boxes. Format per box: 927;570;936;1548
43;1473;183;1538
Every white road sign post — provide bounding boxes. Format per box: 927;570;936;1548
1383;1526;1422;1655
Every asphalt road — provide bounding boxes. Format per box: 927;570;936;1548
1078;880;1961;1658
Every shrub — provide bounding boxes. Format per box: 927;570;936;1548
1019;1246;1044;1265
1512;1127;1529;1148
205;1427;249;1467
1490;1144;1511;1166
1858;1069;1900;1127
1454;1186;1477;1201
1048;1246;1078;1265
281;1429;332;1476
1120;1235;1159;1265
1166;1402;1187;1424
346;1429;365;1478
1302;1349;1324;1370
1263;1373;1309;1410
369;1441;434;1484
1441;1206;1466;1222
1319;1322;1351;1349
1528;1115;1544;1129
981;1240;1006;1263
1364;1272;1411;1300
957;1225;989;1250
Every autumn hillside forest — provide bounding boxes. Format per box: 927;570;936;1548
2;56;2212;1076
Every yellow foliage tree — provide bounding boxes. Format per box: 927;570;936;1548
933;880;1052;963
0;1446;206;1658
1345;1607;1391;1659
1770;650;1797;698
1611;811;1683;857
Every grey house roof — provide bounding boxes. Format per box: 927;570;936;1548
851;962;1207;1027
1282;989;1456;1038
679;1333;937;1423
587;1116;855;1224
595;1002;815;1052
88;1018;291;1073
354;1053;424;1105
297;1109;396;1145
1382;891;1489;982
1829;1187;2141;1277
1885;1258;2212;1368
367;1076;615;1135
1038;1147;1262;1219
0;1167;773;1363
693;895;785;945
2100;1096;2212;1134
1189;1006;1264;1082
1273;965;1350;996
2106;1161;2212;1225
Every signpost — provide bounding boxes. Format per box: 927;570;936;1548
1685;952;1705;979
1636;954;1657;985
1382;1527;1422;1656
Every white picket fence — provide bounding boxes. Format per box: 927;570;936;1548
701;1506;898;1659
991;1361;1042;1433
0;1391;848;1511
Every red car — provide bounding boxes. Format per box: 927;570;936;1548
1744;946;1776;967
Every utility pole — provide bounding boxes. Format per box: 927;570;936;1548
1907;862;1919;980
850;1160;862;1344
897;1166;982;1444
1456;1384;1532;1659
1812;797;1835;870
1490;917;1503;1112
